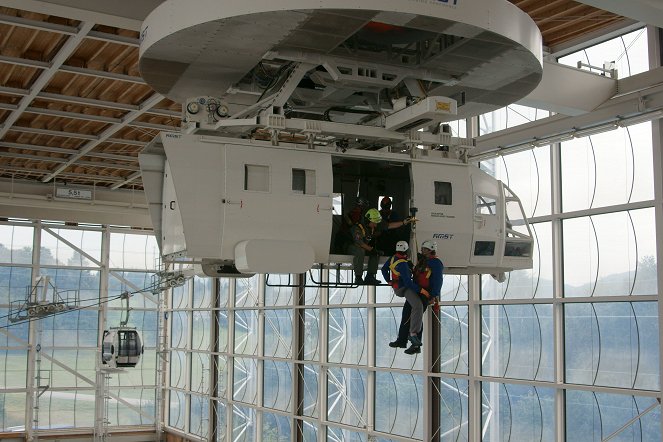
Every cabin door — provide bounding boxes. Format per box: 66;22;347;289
410;161;472;268
222;144;334;264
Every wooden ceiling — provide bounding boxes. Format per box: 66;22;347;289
509;0;628;48
0;2;631;190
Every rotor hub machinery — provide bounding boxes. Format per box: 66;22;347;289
139;0;543;122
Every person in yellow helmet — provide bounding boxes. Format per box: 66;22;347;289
348;208;415;285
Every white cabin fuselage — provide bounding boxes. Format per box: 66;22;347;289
140;133;533;276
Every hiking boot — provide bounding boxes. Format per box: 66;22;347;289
408;335;422;346
404;345;421;355
363;275;381;285
354;276;364;285
388;340;407;348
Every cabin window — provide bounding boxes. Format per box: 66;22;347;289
475;195;496;215
505;241;532;258
245;164;270;191
332;194;343;214
292;168;316;195
474;241;495;256
434;181;452;205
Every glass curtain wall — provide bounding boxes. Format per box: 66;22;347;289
163;27;660;442
0;221;159;434
479;27;660;442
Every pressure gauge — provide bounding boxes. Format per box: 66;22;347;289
187;101;200;114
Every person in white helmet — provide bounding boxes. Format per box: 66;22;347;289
381;240;418;295
381;240;421;351
389;239;444;355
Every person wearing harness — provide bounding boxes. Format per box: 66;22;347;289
389;239;444;355
348;208;414;285
381;240;418;295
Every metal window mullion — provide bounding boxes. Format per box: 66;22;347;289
210;280;220;441
466;114;482;442
226;278;236;442
526;199;655;224
185;280;194;434
94;226;111;437
366;284;376;437
471;295;658;305
256;275;265;441
294;274;305;442
422;287;434;442
160;283;172;434
319;270;329;442
551;139;566;442
24;221;41;441
467;274;482;442
646;24;663;440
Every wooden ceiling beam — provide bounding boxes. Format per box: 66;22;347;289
545;17;625;48
0;13;77;35
36;91;138;111
41;92;164;183
0;164;124;183
532;4;589;27
0;151;139;171
0;21;94;140
58;65;145;84
7;125;98;140
0;141;136;161
510;0;553;10
0;14;139;47
540;9;612;36
527;0;574;18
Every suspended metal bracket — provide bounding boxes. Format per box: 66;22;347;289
119;291;131;327
9;276;80;322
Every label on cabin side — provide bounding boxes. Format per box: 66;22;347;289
433;233;455;240
431;212;456;219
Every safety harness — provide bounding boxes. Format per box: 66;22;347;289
355;222;374;243
388;254;409;289
415;261;433;298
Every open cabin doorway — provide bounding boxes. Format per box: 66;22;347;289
329;156;412;255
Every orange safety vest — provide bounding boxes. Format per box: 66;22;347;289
388;255;408;289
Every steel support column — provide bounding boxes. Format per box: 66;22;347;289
467;274;482;442
94;226;111;439
647;24;663;441
24;222;41;441
319;271;329;442
294;273;305;442
551;138;566;442
225;279;236;441
430;306;441;441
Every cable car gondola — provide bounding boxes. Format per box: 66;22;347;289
102;328;143;368
101;292;143;369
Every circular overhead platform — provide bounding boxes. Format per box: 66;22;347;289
140;0;543;117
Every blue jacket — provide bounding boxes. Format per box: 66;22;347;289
413;256;444;298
